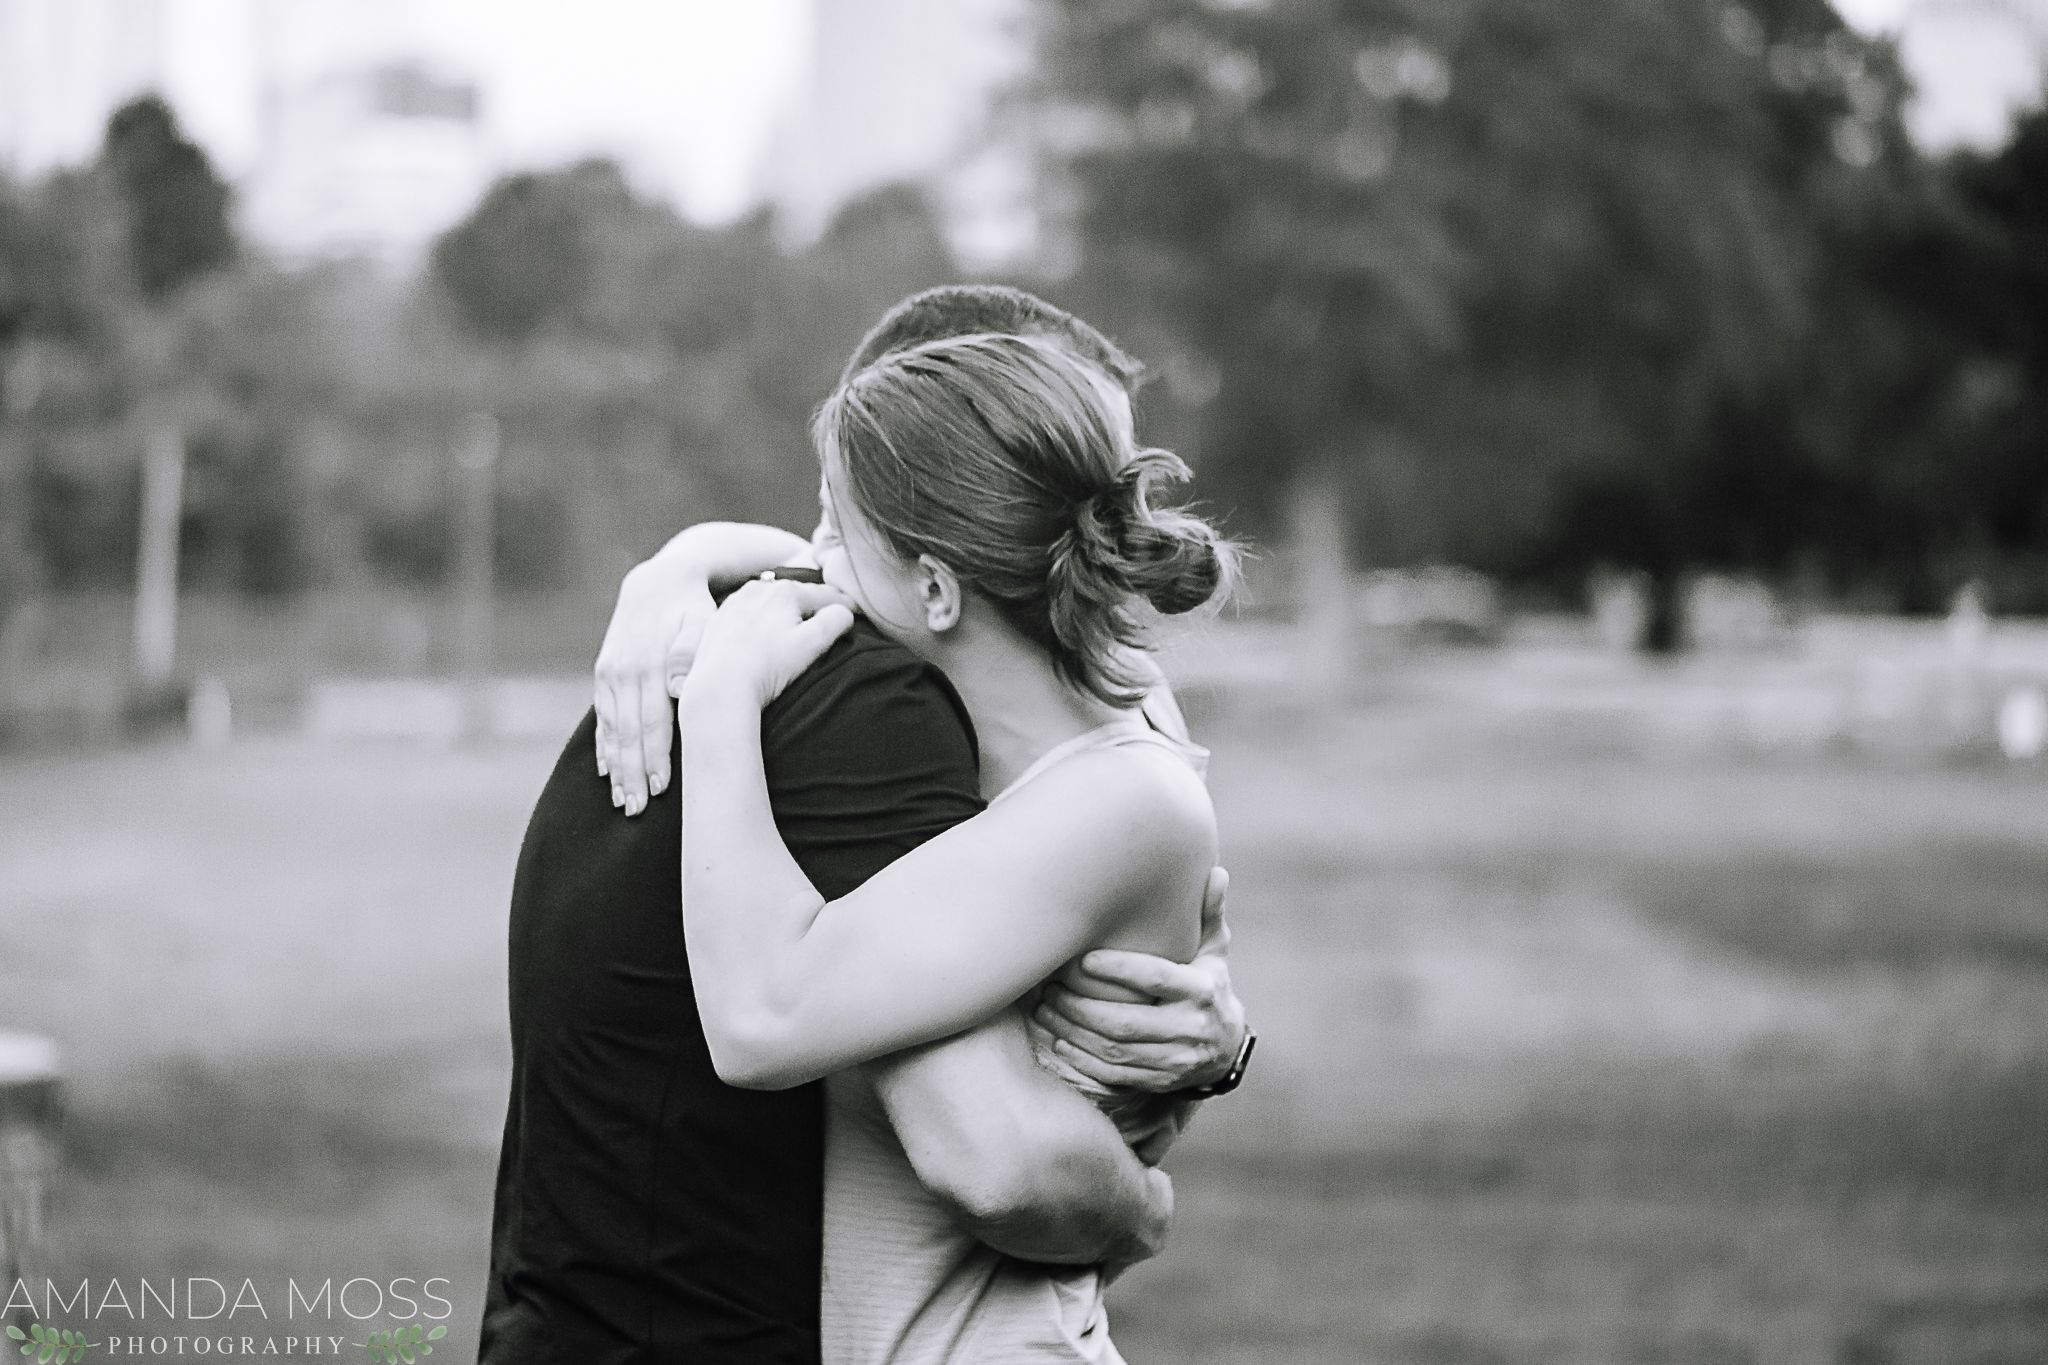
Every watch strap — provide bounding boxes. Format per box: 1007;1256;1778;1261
1182;1028;1256;1099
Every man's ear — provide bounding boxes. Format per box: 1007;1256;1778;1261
917;554;963;632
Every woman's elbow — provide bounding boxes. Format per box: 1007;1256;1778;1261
707;1056;795;1091
702;1019;811;1091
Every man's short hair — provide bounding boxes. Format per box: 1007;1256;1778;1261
842;284;1146;392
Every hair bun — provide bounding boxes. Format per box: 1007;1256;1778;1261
1070;447;1225;617
823;329;1235;706
1123;519;1223;616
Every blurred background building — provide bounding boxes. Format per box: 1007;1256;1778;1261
762;0;1030;253
242;0;487;265
0;0;1039;265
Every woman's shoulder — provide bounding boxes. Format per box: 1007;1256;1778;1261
1004;730;1215;860
1007;736;1215;953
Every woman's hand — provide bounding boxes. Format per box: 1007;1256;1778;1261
594;561;716;814
593;522;812;815
682;578;858;714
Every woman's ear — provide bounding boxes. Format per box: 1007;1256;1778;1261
916;555;963;632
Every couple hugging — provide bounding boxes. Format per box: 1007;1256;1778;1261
480;286;1255;1365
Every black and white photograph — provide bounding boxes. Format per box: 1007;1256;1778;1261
0;0;2044;1361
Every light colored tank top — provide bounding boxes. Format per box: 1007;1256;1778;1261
820;691;1207;1365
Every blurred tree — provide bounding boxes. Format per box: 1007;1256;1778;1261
427;164;958;587
757;186;957;432
1941;106;2048;610
0;183;96;349
1428;0;1870;644
94;95;238;685
7;140;967;659
1654;83;2048;615
429;161;766;587
0;167;129;676
1022;0;1938;644
432;165;600;345
1020;0;1466;675
101;95;234;302
0;183;66;653
178;423;309;596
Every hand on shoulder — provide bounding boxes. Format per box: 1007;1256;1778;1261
682;578;859;713
594;521;814;815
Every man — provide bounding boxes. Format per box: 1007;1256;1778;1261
481;287;1252;1365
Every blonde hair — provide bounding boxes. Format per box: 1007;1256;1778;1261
815;333;1235;706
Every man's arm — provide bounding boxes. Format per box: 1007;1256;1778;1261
870;1009;1170;1273
1030;868;1249;1097
1024;867;1248;1166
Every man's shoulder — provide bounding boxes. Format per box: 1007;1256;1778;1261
779;617;926;693
527;705;606;821
517;704;673;868
760;622;983;897
768;619;976;762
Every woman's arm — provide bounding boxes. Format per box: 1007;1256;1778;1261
680;599;1216;1089
594;521;813;813
1031;866;1249;1094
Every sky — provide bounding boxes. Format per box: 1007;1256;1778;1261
160;0;813;224
1832;0;2045;148
83;0;2048;229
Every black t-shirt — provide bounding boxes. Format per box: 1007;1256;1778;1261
480;622;983;1365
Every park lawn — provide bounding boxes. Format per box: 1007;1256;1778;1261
0;685;2043;1365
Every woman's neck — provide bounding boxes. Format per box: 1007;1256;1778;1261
923;612;1127;799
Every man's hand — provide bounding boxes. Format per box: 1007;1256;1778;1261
1027;867;1248;1094
592;523;811;815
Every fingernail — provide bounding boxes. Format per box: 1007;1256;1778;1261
649;771;667;795
626;795;642;816
597;761;608;777
611;786;624;807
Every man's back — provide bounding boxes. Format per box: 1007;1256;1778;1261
482;622;982;1365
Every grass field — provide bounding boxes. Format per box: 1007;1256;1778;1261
1;656;2044;1364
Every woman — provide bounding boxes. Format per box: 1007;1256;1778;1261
677;332;1233;1362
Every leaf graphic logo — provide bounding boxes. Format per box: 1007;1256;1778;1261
5;1325;98;1363
357;1323;447;1363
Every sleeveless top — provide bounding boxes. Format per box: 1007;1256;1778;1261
819;690;1207;1365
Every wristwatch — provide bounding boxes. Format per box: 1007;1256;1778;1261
1182;1028;1256;1099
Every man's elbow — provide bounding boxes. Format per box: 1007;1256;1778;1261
928;1141;1123;1252
932;1159;1052;1228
